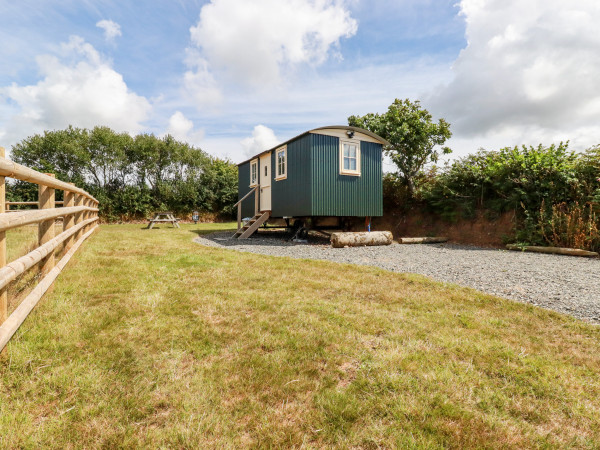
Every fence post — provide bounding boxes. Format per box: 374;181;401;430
81;197;86;233
63;183;75;251
84;198;90;232
74;193;83;242
39;174;56;275
0;147;6;325
87;198;93;230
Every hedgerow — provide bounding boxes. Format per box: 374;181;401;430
415;143;600;250
7;126;238;222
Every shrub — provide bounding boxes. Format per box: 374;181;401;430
416;143;600;250
9;127;239;221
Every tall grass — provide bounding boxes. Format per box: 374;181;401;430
539;200;600;251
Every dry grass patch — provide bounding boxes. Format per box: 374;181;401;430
1;223;599;448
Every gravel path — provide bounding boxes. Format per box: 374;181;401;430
195;231;600;324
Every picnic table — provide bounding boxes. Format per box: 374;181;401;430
146;211;180;229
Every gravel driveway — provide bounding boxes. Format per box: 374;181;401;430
195;231;600;324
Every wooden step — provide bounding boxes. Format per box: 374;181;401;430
232;212;270;238
233;211;271;239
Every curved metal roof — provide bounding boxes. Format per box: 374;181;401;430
238;125;388;166
310;125;389;145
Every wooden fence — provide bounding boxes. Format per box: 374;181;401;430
0;147;99;352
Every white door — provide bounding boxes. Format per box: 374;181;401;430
259;152;272;211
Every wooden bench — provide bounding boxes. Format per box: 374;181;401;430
146;211;180;229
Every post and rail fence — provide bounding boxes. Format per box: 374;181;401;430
0;147;99;352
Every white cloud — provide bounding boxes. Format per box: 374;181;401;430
96;19;122;42
0;35;151;146
166;111;205;145
240;125;280;157
428;0;600;152
189;58;454;163
183;50;223;109
184;0;357;104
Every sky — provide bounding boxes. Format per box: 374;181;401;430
1;0;599;166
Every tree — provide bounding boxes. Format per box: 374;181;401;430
11;126;89;185
198;157;238;216
86;126;134;188
131;134;207;191
9;126;237;220
348;98;452;197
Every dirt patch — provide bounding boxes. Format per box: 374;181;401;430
374;209;516;248
337;360;360;389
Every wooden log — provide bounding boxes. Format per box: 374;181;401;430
74;194;83;241
0;147;5;325
506;244;599;258
0;206;96;233
398;237;448;244
0;217;97;291
38;174;56;275
0;157;97;203
63;184;75;251
0;225;98;352
331;231;393;248
82;197;89;233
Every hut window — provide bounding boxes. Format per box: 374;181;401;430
275;146;287;180
250;159;258;186
340;140;361;176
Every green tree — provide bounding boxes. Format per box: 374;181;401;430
11;126;89;185
198;158;238;216
131;134;207;191
349;98;452;197
86;126;134;188
9;126;237;221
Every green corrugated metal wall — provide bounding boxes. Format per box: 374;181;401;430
237;162;256;218
310;135;382;217
271;133;312;216
237;131;383;218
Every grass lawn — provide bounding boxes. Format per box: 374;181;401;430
4;224;65;315
1;223;600;448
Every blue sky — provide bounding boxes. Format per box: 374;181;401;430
1;0;599;164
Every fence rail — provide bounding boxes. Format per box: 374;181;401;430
0;147;99;352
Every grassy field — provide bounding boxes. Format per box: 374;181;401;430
4;225;64;314
1;223;600;448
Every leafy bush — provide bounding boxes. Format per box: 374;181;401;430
9;126;238;221
382;173;411;212
417;143;600;250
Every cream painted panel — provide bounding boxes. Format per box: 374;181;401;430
309;129;382;144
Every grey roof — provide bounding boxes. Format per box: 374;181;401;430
237;125;389;166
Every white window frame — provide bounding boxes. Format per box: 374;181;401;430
339;139;361;176
250;159;258;187
275;145;287;181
